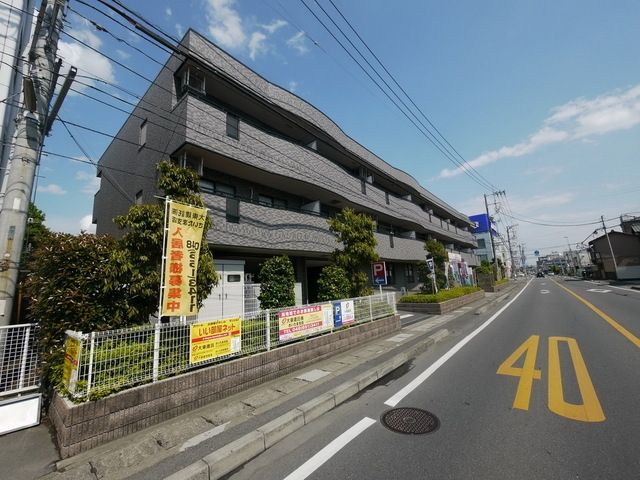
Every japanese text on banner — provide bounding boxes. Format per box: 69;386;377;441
161;200;207;316
278;304;333;341
189;317;242;364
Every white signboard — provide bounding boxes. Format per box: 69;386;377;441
0;393;41;435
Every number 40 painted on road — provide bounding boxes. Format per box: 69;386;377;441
497;335;605;423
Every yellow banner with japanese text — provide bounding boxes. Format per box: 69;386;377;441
189;317;242;364
161;200;207;316
62;335;82;393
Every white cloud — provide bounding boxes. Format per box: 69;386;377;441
38;184;67;195
58;22;116;92
80;215;96;234
261;19;287;34
75;171;101;195
165;7;173;17
286;31;309;55
248;31;267;60
439;83;640;178
288;80;298;93
206;0;246;49
176;23;184;38
115;49;131;60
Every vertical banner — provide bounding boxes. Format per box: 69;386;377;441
161;200;207;316
62;335;82;393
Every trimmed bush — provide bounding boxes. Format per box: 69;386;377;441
317;265;350;301
399;286;481;304
258;255;296;309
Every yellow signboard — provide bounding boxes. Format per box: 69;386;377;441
161;200;207;316
278;304;333;341
62;336;82;392
189;317;242;364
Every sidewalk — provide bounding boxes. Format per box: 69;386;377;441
3;282;523;480
572;276;640;290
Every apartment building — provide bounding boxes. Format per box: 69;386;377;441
93;29;478;313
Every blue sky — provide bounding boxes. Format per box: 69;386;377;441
35;0;640;262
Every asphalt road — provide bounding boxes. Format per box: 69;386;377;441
226;278;640;480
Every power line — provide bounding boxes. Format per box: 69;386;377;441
298;0;497;192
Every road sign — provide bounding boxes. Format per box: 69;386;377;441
426;257;435;272
372;261;387;285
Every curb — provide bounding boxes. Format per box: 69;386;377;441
165;329;446;480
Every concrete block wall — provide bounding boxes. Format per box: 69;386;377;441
49;314;400;458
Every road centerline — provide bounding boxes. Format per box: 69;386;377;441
553;280;640;348
384;278;533;407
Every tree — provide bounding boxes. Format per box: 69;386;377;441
317;265;350;301
25;203;51;255
104;160;218;323
258;255;296;309
425;239;447;289
25;233;121;387
328;208;378;297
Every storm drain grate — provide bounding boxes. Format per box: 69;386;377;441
381;408;440;435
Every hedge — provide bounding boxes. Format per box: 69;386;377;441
398;286;481;304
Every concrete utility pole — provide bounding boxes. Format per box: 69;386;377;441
0;0;67;325
601;215;619;280
484;193;497;273
506;225;516;278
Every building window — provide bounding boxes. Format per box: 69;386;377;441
226;198;239;223
258;194;287;209
139;119;147;148
188;68;204;91
386;263;395;285
477;238;486;249
216;183;236;197
135;190;143;205
385;192;390;205
199;179;214;193
405;264;415;283
226;113;239;139
184;155;203;175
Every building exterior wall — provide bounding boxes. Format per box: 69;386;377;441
93;29;478;298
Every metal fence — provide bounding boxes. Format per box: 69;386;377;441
0;323;40;397
66;293;396;400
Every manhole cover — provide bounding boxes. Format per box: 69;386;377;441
381;408;439;435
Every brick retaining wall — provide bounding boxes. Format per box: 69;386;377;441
49;314;400;458
397;290;485;314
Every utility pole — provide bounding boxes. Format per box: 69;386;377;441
506;225;516;278
0;0;68;325
601;215;619;280
484;193;497;277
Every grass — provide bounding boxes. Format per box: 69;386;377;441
495;278;509;285
398;286;482;304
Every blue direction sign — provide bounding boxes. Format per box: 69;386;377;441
371;261;387;285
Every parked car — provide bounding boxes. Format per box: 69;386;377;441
536;272;544;277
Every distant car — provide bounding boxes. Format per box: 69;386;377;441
536;272;544;278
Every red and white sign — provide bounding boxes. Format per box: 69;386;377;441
372;261;387;285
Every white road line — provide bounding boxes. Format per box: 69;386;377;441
179;422;229;452
384;278;533;407
282;417;376;480
610;285;640;294
399;313;414;319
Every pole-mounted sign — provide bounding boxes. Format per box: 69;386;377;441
371;261;387;285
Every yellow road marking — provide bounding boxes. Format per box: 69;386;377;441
553;280;640;348
496;335;541;410
548;337;605;423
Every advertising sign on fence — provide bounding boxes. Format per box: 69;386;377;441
62;335;82;393
161;200;207;317
333;300;355;328
189;317;242;364
278;304;333;341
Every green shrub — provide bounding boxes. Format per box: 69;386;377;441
495;278;508;285
258;256;296;309
399;286;481;304
317;265;350;301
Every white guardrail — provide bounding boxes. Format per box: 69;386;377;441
0;323;40;398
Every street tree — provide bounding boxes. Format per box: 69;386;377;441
328;208;379;297
425;239;448;289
